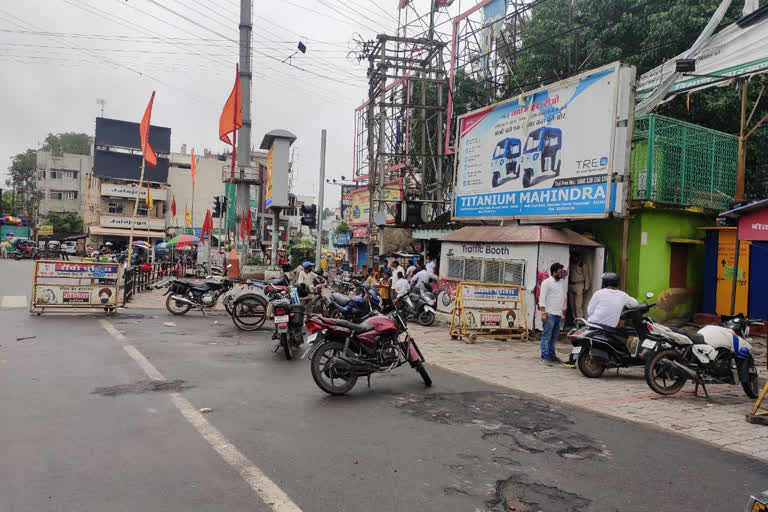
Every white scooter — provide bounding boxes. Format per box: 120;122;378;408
642;314;761;398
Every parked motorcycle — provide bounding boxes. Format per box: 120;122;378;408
271;283;308;360
399;287;437;326
642;313;762;398
568;292;659;378
302;306;432;395
163;277;239;315
13;245;38;260
325;284;381;322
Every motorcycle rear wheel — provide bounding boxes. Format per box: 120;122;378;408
310;340;358;395
418;310;435;327
414;361;432;387
577;348;605;378
741;356;760;399
645;349;687;396
166;293;192;315
280;333;293;360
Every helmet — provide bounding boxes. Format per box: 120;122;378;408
296;282;310;298
302;261;314;269
601;272;619;289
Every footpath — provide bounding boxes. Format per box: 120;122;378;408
125;289;768;462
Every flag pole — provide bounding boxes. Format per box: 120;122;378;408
191;179;195;236
126;158;145;269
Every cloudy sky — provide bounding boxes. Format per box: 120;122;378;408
0;0;466;210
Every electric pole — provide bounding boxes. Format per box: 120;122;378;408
236;0;252;261
315;130;326;267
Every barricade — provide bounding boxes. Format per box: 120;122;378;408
30;260;120;314
449;281;529;342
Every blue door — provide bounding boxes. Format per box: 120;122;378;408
356;246;367;270
749;242;768;320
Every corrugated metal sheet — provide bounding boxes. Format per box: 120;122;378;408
440;225;602;247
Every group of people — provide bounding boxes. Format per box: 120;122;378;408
539;261;637;367
361;255;438;305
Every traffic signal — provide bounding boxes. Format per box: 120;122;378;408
300;204;317;229
213;196;221;218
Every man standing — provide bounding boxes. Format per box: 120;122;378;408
568;252;591;322
425;255;436;275
539;262;566;364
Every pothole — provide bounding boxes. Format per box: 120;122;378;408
556;446;603;460
488;475;591;512
92;379;190;396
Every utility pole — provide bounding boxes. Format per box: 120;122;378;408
237;0;253;262
315;130;326;267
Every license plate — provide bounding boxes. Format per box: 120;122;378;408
274;315;289;323
306;333;318;344
571;346;582;354
641;339;657;350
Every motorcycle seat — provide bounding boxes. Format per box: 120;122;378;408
671;327;707;345
190;285;211;293
326;317;372;333
331;292;353;305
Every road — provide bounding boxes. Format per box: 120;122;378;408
1;258;767;511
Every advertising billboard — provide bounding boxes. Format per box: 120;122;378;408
453;62;636;221
346;179;403;226
265;146;274;207
35;285;117;306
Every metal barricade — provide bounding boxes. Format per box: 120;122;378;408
449;281;529;342
30;260;120;314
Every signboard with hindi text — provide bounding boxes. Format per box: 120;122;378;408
31;261;120;314
449;281;529;341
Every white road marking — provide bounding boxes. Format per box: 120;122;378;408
98;319;302;512
0;296;28;308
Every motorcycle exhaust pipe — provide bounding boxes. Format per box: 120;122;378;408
659;359;700;383
170;295;198;307
332;356;379;375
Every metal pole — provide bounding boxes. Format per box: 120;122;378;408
736;79;748;201
126;159;145;269
190;179;195;234
237;0;253;266
315;129;326;267
730;237;742;315
271;209;279;267
377;43;388;267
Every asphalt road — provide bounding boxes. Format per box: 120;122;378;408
1;259;768;511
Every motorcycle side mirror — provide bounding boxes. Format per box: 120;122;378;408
645;292;654;300
227;264;233;268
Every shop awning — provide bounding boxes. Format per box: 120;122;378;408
88;226;167;238
440;225;602;247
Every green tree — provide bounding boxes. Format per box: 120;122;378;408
334;220;352;234
42;211;84;234
5;149;37;217
322;207;334;219
41;132;91;156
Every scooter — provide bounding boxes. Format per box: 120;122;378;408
407;287;437;326
568;292;660;378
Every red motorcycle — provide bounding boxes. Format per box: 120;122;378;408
303;307;432;395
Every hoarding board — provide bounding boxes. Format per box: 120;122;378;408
265;146;274;207
346;179;403;226
31;261;120;313
35;285;117;306
453;62;635;220
37;225;53;236
101;183;167;201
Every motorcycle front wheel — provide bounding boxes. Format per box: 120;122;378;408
644;349;687;395
166;293;192;315
418;309;435;327
577;348;605;378
414;361;432;387
310;340;357;395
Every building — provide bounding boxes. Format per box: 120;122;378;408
284;193;315;239
82;117;171;249
35;150;91;216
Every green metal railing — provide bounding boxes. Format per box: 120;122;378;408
631;114;738;210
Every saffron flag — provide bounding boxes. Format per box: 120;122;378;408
191;148;197;184
201;209;213;241
219;64;242;178
185;204;191;228
240;211;246;240
139;91;157;167
146;180;153;211
246;208;253;240
171;195;176;217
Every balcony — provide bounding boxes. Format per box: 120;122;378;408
630;114;738;211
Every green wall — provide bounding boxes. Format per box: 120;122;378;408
570;207;713;319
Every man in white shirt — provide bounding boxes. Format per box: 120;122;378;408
425;255;436;275
413;268;438;291
586;273;639;327
539;262;566;364
296;262;318;288
392;270;410;299
405;260;418;279
390;260;402;287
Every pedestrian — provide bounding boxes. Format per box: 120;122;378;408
390;260;401;287
1;242;6;259
393;270;410;300
539;262;567;364
365;267;378;287
425;255;437;275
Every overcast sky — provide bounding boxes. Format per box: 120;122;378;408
0;0;475;210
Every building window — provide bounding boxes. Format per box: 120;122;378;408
669;244;688;288
61;191;78;200
49;191;63;200
137;201;148;217
49;169;78;179
108;201;124;215
37;169;46;179
445;257;525;286
49;169;60;179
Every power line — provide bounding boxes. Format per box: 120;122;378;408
315;0;380;34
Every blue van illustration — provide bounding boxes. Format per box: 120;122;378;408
491;137;521;188
520;126;562;188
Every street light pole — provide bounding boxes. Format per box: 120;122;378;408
315;130;326;267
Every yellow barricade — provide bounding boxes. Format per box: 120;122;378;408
30;260;120;314
449;281;529;343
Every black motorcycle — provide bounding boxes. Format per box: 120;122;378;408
271;283;309;360
568;292;658;378
164;277;239;315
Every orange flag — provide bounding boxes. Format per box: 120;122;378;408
171;195;176;217
219;64;242;179
139;91;157;167
191;148;197;184
201;209;213;241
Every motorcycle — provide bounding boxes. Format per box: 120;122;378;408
271;285;305;360
326;284;382;323
568;292;659;378
399;287;437;326
642;313;762;398
163;276;239;315
302;306;432;395
13;245;38;260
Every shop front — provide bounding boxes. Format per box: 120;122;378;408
437;225;603;330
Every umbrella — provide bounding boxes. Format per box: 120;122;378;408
166;234;200;248
132;241;150;249
156;241;168;248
